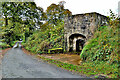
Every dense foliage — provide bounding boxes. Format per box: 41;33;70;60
80;25;119;62
22;1;71;53
80;10;120;64
46;1;71;26
24;21;64;53
1;1;71;49
79;10;119;78
1;2;45;48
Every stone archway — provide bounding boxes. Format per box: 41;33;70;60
69;33;86;52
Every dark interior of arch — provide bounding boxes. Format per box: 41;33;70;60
69;34;86;52
76;39;85;52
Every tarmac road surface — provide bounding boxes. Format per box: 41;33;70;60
2;43;87;78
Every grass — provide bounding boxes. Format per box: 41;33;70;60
79;25;119;78
80;26;119;62
37;55;118;78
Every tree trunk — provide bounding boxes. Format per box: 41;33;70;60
5;16;8;27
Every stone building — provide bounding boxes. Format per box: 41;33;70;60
64;12;108;52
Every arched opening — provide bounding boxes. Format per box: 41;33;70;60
69;33;86;52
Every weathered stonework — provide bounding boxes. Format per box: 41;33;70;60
64;12;108;52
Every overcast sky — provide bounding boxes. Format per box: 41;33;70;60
34;0;119;16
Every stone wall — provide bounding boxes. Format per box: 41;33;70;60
64;12;108;52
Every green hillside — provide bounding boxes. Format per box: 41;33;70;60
80;15;119;78
80;25;119;62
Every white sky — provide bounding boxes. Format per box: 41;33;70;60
34;0;120;16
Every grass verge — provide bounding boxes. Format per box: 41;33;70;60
22;47;119;78
36;55;118;78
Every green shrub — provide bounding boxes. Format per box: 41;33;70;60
80;25;119;63
10;41;19;47
0;42;10;49
24;21;64;54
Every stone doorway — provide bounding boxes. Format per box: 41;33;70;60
69;34;86;52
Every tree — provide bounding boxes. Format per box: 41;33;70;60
108;9;119;26
46;1;72;26
1;2;44;44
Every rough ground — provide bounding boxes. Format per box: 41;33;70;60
2;47;86;78
40;54;81;65
22;48;82;66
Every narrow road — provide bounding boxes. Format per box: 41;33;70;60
2;43;86;78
